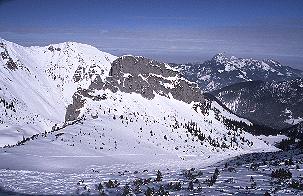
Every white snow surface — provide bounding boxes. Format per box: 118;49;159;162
257;135;288;146
0;89;277;173
0;39;117;146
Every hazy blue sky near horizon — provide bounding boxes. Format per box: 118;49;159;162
0;0;302;69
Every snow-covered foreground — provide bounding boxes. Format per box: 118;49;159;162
0;146;302;195
0;114;274;173
0;113;276;195
0;113;283;196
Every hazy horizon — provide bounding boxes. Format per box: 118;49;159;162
2;37;302;70
0;0;302;69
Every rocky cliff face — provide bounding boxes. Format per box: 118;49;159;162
0;42;20;71
66;55;205;121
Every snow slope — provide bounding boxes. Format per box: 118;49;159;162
0;90;277;178
0;39;116;146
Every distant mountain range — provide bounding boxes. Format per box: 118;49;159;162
171;54;303;134
211;79;303;131
172;53;303;92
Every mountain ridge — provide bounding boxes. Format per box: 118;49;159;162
172;53;303;92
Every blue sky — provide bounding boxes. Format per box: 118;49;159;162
0;0;302;68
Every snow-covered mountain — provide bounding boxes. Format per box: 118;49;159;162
0;39;116;146
211;79;303;131
0;39;276;164
172;53;303;92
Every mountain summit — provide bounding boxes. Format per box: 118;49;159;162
172;53;303;92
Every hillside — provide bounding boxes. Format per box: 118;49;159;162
211;79;303;130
